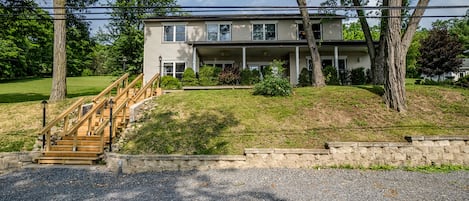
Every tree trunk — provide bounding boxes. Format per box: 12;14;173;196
49;0;67;102
297;0;325;87
352;0;387;85
384;0;406;112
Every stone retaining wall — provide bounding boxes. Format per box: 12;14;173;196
106;136;469;173
0;152;40;173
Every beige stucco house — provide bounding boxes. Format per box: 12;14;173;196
143;14;371;85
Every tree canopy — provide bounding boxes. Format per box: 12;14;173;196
418;27;463;78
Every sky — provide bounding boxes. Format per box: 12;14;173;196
36;0;468;34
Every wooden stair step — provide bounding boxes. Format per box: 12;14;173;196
37;157;99;165
43;151;102;157
56;140;102;146
48;145;101;152
61;136;101;141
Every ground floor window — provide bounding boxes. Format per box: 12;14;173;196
163;61;185;79
205;61;234;71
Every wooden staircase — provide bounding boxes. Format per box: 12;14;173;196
36;73;161;165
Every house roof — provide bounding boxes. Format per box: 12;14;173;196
144;13;346;22
462;58;469;69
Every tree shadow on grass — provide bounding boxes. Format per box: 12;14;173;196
0;91;103;103
354;85;385;97
125;110;240;155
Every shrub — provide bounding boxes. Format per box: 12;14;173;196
253;75;292;96
161;76;181;89
182;68;198;86
455;74;469;88
198;66;219;86
218;65;240;85
298;68;311;87
322;65;340;85
251;69;261;84
351;67;366;85
253;60;292;96
240;69;252;85
81;68;94;76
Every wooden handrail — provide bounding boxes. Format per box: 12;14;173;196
115;74;143;101
92;73;129;103
39;98;85;135
132;73;160;103
66;100;107;136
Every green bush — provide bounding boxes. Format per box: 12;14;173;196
182;68;198;86
351;67;366;85
253;60;292;96
455;75;469;88
81;68;94;76
218;65;240;85
199;66;219;86
251;69;261;84
322;65;340;85
161;75;182;89
253;75;292;96
240;69;252;85
298;68;311;87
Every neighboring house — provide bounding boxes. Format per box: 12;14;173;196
420;58;469;81
143;14;371;85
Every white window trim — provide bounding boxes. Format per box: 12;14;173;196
205;21;232;25
206;23;232;41
162;61;186;78
251;23;277;41
297;23;322;40
162;24;186;42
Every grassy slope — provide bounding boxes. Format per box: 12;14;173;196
122;83;469;155
0;76;116;151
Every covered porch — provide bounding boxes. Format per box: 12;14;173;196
188;41;370;85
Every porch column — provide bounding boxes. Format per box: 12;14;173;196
295;46;300;85
192;47;197;72
334;46;340;85
242;47;246;69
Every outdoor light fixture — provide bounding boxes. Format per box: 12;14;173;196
159;56;163;76
41;100;48;149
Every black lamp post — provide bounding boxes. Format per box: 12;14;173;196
122;56;127;72
109;98;114;152
159;55;163;76
41;100;48;149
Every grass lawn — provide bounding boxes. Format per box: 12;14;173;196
122;83;469;155
0;76;116;151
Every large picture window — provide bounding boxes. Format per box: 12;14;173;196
164;25;185;42
252;24;276;40
163;61;186;79
207;24;231;41
298;24;321;40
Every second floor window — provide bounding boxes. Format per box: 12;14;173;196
253;24;276;40
207;24;231;41
298;24;321;40
164;25;185;42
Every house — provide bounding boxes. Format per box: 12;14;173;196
420;58;469;81
143;14;372;85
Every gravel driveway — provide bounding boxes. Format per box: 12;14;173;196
1;166;468;201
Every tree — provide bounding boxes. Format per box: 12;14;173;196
417;28;463;80
49;0;98;101
49;0;67;101
406;29;428;78
384;0;430;112
0;1;53;79
106;0;178;74
297;0;326;87
343;21;380;41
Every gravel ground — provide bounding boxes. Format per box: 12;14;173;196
0;166;468;201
